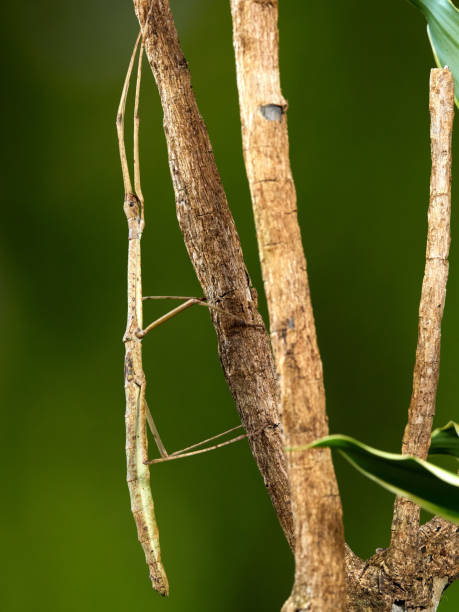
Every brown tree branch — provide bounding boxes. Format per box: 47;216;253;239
418;516;459;585
230;1;345;609
343;68;458;612
132;0;294;549
345;517;458;610
390;68;455;570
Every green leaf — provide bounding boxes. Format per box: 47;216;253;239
408;0;459;106
288;434;459;524
430;421;459;458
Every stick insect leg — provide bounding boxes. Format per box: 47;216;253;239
145;422;277;466
146;433;249;465
140;296;264;338
137;299;197;338
116;33;141;196
133;43;169;460
134;39;145;228
146;401;168;458
143;295;202;301
170;424;243;456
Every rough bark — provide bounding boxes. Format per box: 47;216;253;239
390;68;455;574
346;518;458;611
132;0;294;548
230;1;345;609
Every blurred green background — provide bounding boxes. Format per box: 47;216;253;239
1;1;458;610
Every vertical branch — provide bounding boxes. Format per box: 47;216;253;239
230;2;345;609
390;68;455;566
132;0;294;548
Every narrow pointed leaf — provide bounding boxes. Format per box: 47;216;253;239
430;421;459;458
408;0;459;106
289;434;459;524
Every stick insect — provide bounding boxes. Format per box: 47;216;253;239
117;35;276;596
118;34;170;596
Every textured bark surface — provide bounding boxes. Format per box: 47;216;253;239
346;518;458;611
390;68;455;574
230;1;346;609
132;0;294;548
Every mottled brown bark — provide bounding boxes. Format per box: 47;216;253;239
230;1;346;609
390;68;455;573
132;0;294;548
346;518;458;611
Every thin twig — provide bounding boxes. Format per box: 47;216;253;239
230;2;345;608
390;68;455;566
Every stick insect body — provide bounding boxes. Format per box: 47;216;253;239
118;35;169;597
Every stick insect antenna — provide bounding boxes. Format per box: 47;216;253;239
134;41;145;225
116;33;141;195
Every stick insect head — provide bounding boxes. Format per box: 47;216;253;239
124;193;142;223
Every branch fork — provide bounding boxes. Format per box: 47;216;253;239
126;1;456;608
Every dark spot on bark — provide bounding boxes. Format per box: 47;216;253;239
178;55;188;70
260;104;284;121
244;268;251;286
287;316;295;329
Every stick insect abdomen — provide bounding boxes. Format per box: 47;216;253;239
124;361;169;596
123;197;169;596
